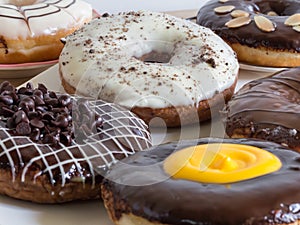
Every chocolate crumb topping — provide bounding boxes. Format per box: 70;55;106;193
0;81;103;148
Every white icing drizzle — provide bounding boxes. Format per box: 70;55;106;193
0;100;152;188
59;11;239;109
0;0;92;38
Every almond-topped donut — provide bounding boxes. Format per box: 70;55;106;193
197;0;300;67
59;11;239;127
0;0;92;63
0;81;151;203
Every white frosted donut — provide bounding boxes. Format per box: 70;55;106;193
0;0;92;63
59;11;239;127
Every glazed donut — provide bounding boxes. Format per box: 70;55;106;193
102;137;300;225
0;0;92;64
0;81;151;203
59;11;239;127
197;0;300;67
223;67;300;152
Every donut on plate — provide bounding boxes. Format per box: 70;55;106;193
223;67;300;152
59;11;239;127
0;81;151;203
0;0;92;64
101;137;300;225
197;0;300;67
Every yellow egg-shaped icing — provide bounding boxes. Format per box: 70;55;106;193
163;143;282;184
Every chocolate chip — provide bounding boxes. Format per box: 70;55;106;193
33;95;45;106
0;81;105;148
0;81;14;93
60;132;72;146
16;121;31;135
33;89;44;99
13;110;29;124
44;97;59;107
43;133;58;145
0;95;13;105
30;128;40;141
1;106;15;117
19;97;35;111
51;115;69;128
42;112;55;121
30;118;45;129
38;83;47;94
26;82;33;90
6;117;15;129
58;95;71;107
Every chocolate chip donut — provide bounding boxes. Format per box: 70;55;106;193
59;11;239;127
223;67;300;152
0;81;151;203
197;0;300;67
102;137;300;225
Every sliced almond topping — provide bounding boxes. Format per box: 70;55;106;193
225;16;251;28
293;25;300;32
214;5;235;14
231;9;250;18
284;13;300;26
267;11;278;16
219;0;229;2
254;15;276;32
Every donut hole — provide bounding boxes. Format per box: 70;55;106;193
136;51;172;64
130;40;176;64
254;1;298;16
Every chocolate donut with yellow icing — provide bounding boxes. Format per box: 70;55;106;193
223;67;300;152
196;0;300;67
102;137;300;225
0;81;151;203
0;0;92;64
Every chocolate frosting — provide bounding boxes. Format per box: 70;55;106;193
223;67;300;150
0;82;152;187
196;0;300;52
102;138;300;225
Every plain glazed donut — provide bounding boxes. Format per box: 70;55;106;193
59;11;239;127
223;67;300;152
0;81;151;203
197;0;300;67
0;0;92;64
102;137;300;225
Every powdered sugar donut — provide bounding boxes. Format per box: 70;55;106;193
59;11;239;127
0;0;92;63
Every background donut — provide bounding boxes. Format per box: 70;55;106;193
197;0;300;67
223;67;300;152
0;0;92;63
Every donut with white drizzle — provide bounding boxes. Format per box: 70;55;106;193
0;0;92;63
0;81;152;203
59;11;239;127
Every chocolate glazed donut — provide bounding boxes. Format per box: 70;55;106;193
223;67;300;152
196;0;300;67
0;81;151;203
102;137;300;225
